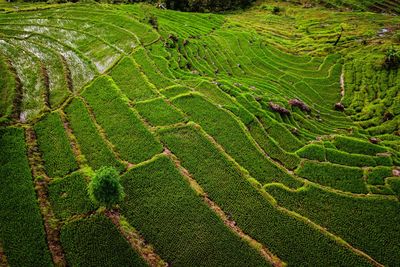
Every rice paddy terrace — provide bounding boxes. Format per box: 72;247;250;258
0;1;400;266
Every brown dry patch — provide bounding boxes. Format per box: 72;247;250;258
59;111;85;168
60;55;73;93
164;147;284;267
105;210;168;267
25;127;67;267
0;242;8;267
40;63;51;109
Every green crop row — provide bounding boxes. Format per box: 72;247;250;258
109;57;157;102
295;160;368;194
121;155;269;267
296;143;326;162
159;125;371;266
333;136;388;156
0;127;52;267
135;98;185;127
82;76;162;164
48;172;94;220
266;184;400;266
387;178;400;198
61;214;147;267
296;143;393;167
65;98;124;172
366;167;393;186
34;112;78;178
171;93;301;187
248;120;301;170
132;48;174;89
0;56;15;119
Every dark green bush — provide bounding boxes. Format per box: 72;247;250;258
384;47;400;69
88;167;125;208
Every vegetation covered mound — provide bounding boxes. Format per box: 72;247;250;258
0;0;399;266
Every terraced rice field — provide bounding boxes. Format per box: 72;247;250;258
0;0;399;266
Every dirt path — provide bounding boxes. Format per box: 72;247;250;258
0;242;8;267
105;210;168;267
25;127;67;267
163;148;284;267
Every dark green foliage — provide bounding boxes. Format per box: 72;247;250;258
135;98;185;126
296;144;326;161
384;47;400;69
387;178;400;198
121;155;269;267
0;127;52;267
266;184;400;266
367;167;393;185
65;98;124;172
109;57;156;102
49;172;94;220
61;215;147;267
88;167;125;208
82;76;162;163
34;112;78;177
160;125;371;266
333;136;387;156
296;160;368;193
163;0;256;12
172;94;301;187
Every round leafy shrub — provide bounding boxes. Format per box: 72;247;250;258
88;167;125;208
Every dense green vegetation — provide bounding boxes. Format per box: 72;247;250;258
61;215;147;266
0;127;52;266
65;98;124;172
48;172;94;220
88;166;125;208
266;184;400;266
121;155;269;266
34;112;78;177
82;76;163;163
0;0;399;265
160;125;371;266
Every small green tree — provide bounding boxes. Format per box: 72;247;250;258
384;47;400;69
88;167;125;208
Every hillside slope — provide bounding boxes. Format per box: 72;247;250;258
0;2;399;266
